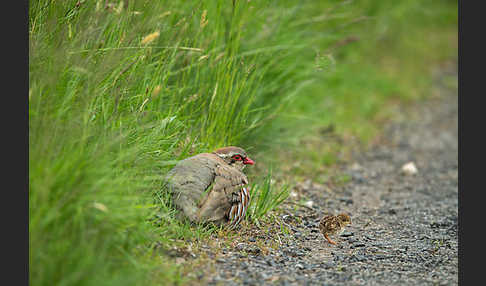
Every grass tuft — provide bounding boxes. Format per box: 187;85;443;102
246;171;291;225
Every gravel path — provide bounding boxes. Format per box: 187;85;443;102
195;68;458;285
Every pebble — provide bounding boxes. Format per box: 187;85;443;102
347;238;357;244
350;162;362;171
322;262;336;269
351;255;367;262
401;162;418;175
339;198;354;205
340;232;354;237
304;200;314;208
266;259;276;267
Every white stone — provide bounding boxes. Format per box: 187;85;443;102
350;162;362;171
401;162;418;175
304;200;314;208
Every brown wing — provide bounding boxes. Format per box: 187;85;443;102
191;154;248;224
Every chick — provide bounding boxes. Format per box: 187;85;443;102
319;213;351;245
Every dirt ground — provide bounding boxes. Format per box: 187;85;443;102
186;66;458;285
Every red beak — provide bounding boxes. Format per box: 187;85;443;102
243;157;255;165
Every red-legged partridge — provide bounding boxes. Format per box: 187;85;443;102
166;146;255;228
319;213;351;245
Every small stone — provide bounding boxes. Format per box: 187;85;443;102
284;249;298;257
266;259;276;267
213;275;222;281
216;258;226;263
347;238;357;244
322;261;336;268
339;198;354;205
354;255;367;262
266;276;280;282
340;232;354;237
351;162;362;171
353;174;366;184
295;263;305;270
304;200;314;208
401;162;418;175
260;272;270;280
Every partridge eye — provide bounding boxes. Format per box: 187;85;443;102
233;155;242;160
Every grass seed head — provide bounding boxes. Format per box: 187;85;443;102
200;10;209;28
152;85;162;97
141;31;160;45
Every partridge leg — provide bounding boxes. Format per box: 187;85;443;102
324;233;337;245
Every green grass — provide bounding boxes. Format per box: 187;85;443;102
246;0;457;178
29;0;457;285
246;170;291;226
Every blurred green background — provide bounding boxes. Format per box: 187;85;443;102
29;0;457;285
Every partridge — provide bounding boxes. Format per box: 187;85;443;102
319;213;351;245
166;146;255;227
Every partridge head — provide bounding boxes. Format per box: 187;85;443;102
166;146;255;228
213;146;255;171
319;213;351;245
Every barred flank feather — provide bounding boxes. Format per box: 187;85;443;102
228;187;250;227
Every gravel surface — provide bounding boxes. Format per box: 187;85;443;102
194;69;458;285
